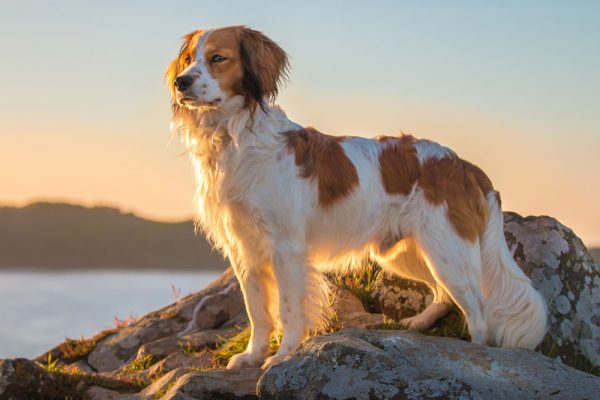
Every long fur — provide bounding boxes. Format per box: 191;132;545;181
480;192;548;348
166;26;548;369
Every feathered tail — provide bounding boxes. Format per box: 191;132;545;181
480;192;548;349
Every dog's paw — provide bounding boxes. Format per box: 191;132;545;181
261;354;286;370
399;314;431;331
226;351;265;369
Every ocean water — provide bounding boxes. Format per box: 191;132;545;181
0;270;221;359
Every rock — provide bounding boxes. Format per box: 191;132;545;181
87;385;130;400
192;288;245;330
130;368;189;400
162;368;262;400
258;328;600;400
0;358;59;400
146;351;213;376
503;212;600;369
331;285;385;328
370;271;433;321
88;270;242;372
0;358;139;400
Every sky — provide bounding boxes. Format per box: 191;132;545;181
0;1;599;245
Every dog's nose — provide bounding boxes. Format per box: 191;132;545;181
174;76;194;92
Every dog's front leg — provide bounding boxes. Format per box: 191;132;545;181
261;241;309;369
227;265;276;369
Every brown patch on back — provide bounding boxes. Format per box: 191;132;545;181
378;135;421;196
377;134;497;242
283;127;359;208
419;156;494;242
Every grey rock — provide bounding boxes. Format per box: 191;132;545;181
370;270;433;321
127;368;190;400
258;328;600;400
0;358;138;400
163;368;262;400
504;212;600;369
331;285;385;329
0;358;63;400
88;270;242;372
88;385;130;400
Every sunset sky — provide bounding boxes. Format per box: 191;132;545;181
1;1;599;245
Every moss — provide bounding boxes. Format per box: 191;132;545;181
422;307;470;341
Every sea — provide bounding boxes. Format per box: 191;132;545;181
0;270;221;359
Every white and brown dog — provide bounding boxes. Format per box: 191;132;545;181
165;26;547;369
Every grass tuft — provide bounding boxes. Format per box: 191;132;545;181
122;354;160;373
57;329;113;362
36;353;60;372
154;379;178;400
210;327;281;367
178;340;203;354
331;263;381;312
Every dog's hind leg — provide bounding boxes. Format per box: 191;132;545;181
373;237;453;331
414;208;488;345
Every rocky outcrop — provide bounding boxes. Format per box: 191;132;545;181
85;269;244;372
0;358;139;400
371;212;600;370
258;329;600;400
134;368;262;400
503;212;600;370
1;212;598;399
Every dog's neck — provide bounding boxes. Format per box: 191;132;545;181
173;95;299;167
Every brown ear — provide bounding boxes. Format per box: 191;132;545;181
164;30;202;103
239;28;289;112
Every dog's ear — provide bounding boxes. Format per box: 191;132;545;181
164;30;202;103
239;28;289;112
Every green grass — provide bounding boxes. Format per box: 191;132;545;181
36;353;60;372
331;263;381;312
57;330;113;362
210;327;281;367
178;339;204;354
153;380;178;400
122;354;160;373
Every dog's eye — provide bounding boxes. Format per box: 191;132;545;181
184;55;192;65
211;54;226;63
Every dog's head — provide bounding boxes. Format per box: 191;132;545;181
165;26;289;113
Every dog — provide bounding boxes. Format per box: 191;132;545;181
165;26;548;369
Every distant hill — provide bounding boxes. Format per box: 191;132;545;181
0;202;227;270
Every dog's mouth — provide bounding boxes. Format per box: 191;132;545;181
179;96;222;109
